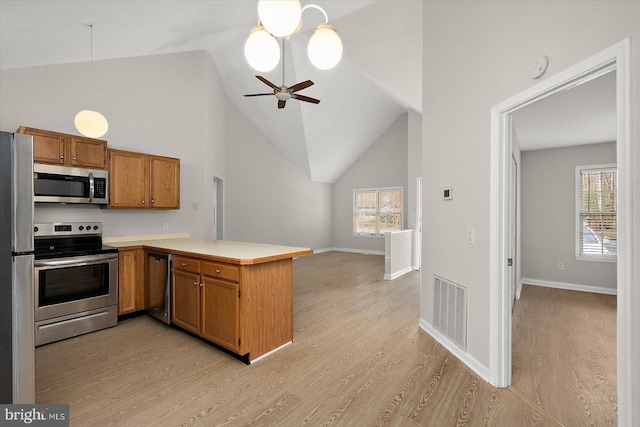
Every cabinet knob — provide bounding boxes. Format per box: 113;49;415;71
73;157;77;160
60;155;64;159
141;200;145;204
151;199;155;203
181;262;186;267
215;269;221;274
200;283;204;287
193;281;198;286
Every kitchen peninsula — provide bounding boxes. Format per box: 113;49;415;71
106;237;312;363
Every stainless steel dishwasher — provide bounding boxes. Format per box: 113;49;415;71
147;251;172;324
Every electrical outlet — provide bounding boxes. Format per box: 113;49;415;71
558;261;564;270
162;222;169;231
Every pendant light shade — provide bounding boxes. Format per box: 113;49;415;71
75;24;108;138
244;25;281;72
307;23;342;70
258;0;302;37
74;110;109;139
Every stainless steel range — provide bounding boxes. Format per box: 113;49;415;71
34;222;118;346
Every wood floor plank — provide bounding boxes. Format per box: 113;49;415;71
35;252;610;426
511;284;617;426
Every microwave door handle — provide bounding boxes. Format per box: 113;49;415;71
89;172;94;202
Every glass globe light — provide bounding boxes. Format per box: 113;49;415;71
244;25;281;72
74;110;108;138
307;23;343;70
258;0;302;37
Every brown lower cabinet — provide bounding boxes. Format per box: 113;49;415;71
172;254;292;362
117;248;145;315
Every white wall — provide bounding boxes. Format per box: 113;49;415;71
224;103;332;250
407;109;422;229
0;51;226;239
332;113;409;253
421;1;639;395
521;142;617;291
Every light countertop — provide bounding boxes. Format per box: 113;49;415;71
105;237;313;265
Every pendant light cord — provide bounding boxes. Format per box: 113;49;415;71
89;24;93;110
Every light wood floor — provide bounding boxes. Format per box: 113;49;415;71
511;284;617;426
38;252;560;426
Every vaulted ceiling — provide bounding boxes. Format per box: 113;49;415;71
0;0;423;183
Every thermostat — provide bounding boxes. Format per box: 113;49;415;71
443;187;453;200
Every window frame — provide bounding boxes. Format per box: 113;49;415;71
353;187;403;237
575;163;617;263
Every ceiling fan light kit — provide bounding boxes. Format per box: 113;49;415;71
244;0;343;71
75;24;108;138
244;24;281;72
258;0;302;37
307;23;342;70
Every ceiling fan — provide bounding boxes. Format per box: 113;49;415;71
244;39;320;109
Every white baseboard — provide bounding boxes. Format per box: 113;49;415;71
516;280;523;300
384;266;414;280
314;247;385;256
418;318;491;384
521;277;617;295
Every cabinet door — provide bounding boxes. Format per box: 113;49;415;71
118;249;143;315
201;278;239;352
23;128;65;165
108;149;148;208
70;136;107;169
149;155;180;209
172;270;201;335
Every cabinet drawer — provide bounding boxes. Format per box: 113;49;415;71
202;262;239;283
173;256;200;273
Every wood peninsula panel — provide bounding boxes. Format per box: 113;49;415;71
239;259;293;360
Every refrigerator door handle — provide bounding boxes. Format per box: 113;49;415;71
12;133;34;253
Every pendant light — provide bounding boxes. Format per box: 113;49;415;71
258;0;302;37
244;24;281;72
75;24;108;139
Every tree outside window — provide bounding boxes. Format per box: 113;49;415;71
577;165;617;261
354;188;403;236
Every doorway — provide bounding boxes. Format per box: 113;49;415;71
489;39;632;423
213;176;224;240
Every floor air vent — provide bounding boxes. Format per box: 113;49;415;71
433;275;467;351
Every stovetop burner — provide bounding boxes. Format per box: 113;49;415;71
34;222;118;260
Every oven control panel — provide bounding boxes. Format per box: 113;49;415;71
34;222;103;237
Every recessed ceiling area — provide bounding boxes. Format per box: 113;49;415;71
0;0;422;183
512;70;616;151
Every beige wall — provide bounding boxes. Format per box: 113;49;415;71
0;50;226;239
521;142;617;290
421;1;639;396
224;103;333;250
332;113;409;253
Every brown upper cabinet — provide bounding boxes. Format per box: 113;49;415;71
18;126;107;170
108;149;180;210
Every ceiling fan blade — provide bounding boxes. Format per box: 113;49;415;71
278;100;286;109
292;94;320;104
289;80;314;93
256;75;278;89
243;93;273;97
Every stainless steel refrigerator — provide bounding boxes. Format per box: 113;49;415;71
0;130;35;404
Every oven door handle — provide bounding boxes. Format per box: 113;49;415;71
35;253;118;268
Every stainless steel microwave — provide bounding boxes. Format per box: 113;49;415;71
33;164;108;205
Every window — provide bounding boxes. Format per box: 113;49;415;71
354;188;403;236
576;164;617;261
